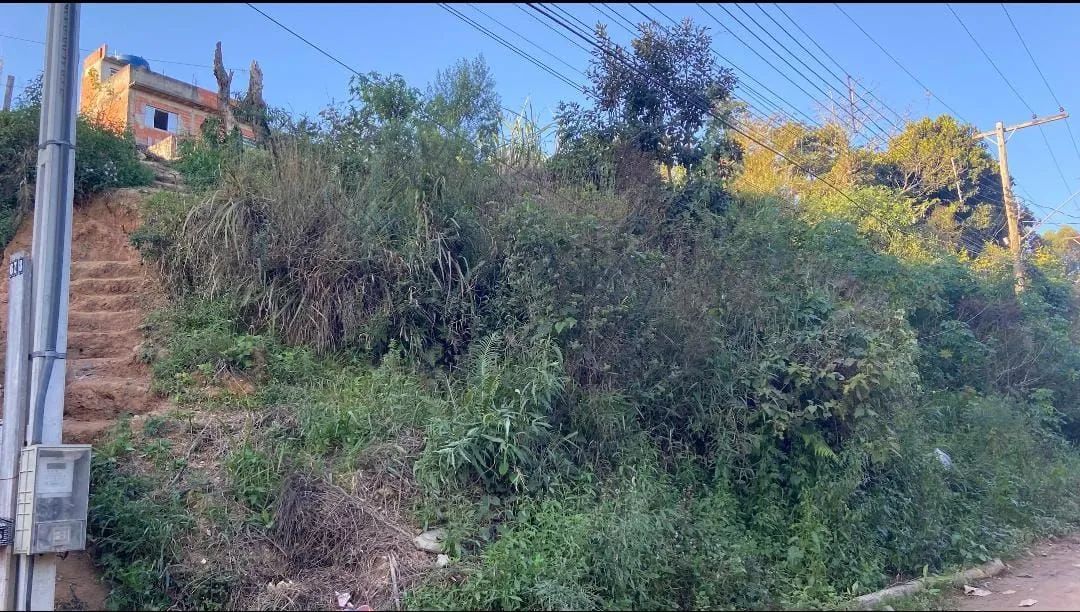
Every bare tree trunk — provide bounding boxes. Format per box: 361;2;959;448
213;41;234;141
247;60;271;146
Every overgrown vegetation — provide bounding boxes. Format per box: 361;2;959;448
0;75;153;248
91;17;1080;612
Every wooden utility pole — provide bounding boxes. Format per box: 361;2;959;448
847;75;857;135
974;111;1068;293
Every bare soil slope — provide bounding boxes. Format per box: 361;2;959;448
0;187;166;443
0;186;170;610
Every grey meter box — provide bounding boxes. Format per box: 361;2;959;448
14;444;91;554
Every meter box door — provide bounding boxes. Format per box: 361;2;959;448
14;444;91;554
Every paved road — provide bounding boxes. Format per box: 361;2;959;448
949;533;1080;611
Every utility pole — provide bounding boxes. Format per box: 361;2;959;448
974;111;1068;294
847;75;857;136
15;4;80;610
3;76;14;112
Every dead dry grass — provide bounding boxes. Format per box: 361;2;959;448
120;398;438;611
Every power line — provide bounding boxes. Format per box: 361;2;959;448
725;3;896;141
526;2;984;254
712;2;892;144
694;3;831;126
832;4;969;123
1000;3;1080;170
514;4;783;140
0;32;250;73
595;2;638;33
595;2;816;127
513;4;595;57
466;3;781;134
945;4;1033;115
946;3;1074;198
466;3;586;78
246;3;372;80
438;3;584;91
769;3;907;127
754;3;905;132
613;2;823;127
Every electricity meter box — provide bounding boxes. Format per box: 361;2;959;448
13;444;91;554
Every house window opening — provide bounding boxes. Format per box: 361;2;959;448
144;106;182;133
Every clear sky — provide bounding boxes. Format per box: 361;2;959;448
4;2;1080;232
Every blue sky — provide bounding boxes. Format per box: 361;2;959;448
4;2;1080;232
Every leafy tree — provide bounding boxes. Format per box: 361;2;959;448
874;116;997;202
427;56;502;158
553;18;741;182
874;116;1006;248
1040;224;1080;278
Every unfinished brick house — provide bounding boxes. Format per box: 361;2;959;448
79;44;255;159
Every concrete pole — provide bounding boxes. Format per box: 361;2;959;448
0;254;32;610
995;120;1025;293
18;4;80;610
3;76;14;112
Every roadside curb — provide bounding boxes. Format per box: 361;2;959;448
851;558;1006;610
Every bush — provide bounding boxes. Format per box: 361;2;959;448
109;52;1080;612
0;78;152;248
74;117;154;200
89;420;192;610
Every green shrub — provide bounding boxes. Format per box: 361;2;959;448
417;334;568;494
74;118;154;200
88;421;191;610
108;51;1080;612
0;77;151;249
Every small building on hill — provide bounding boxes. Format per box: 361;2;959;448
79;44;255;159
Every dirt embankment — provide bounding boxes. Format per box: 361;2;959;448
0;186;169;609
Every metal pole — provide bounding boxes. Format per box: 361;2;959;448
3;76;14;112
17;4;79;610
0;253;32;609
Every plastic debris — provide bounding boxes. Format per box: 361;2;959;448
934;448;953;469
413;528;447;553
963;585;991;597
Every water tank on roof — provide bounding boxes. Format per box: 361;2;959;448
111;53;150;71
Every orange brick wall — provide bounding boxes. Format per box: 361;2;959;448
130;92;256;146
80;46;131;132
79;44;256;148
